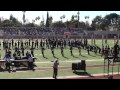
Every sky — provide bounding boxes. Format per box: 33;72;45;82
0;11;120;24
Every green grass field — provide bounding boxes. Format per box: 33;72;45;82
0;39;119;79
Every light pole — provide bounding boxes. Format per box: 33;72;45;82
22;11;26;24
85;16;89;30
77;11;80;28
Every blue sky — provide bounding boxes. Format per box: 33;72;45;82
0;11;120;24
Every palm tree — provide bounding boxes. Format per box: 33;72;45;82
34;16;40;25
60;15;65;22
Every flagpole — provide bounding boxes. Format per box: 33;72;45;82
77;11;80;29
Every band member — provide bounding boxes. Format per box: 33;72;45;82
0;41;1;50
105;39;107;44
98;47;101;54
13;52;17;60
36;39;38;48
18;40;20;48
113;43;119;58
40;40;43;47
78;46;81;55
43;41;45;47
94;46;97;54
64;40;66;48
30;47;34;57
35;40;37;48
60;46;64;57
32;40;34;48
29;39;31;46
26;41;28;46
9;42;11;49
70;46;73;56
4;53;11;72
21;41;24;49
21;47;25;56
101;46;105;57
51;46;55;57
15;46;18;52
104;46;109;58
12;39;14;48
7;49;12;58
41;46;45;57
15;42;17;47
53;59;59;79
87;46;90;55
28;52;34;70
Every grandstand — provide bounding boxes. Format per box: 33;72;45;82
0;27;120;39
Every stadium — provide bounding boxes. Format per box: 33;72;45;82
0;11;120;79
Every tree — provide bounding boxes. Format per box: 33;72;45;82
104;13;119;30
91;15;103;30
40;21;45;27
23;23;36;27
60;15;65;22
9;14;22;27
49;16;53;27
2;19;13;27
35;16;40;23
52;21;66;28
117;16;120;30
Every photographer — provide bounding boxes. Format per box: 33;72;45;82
53;59;59;79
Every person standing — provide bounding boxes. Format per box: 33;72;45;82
70;46;73;56
41;46;45;57
51;46;55;57
4;53;11;72
21;47;25;56
87;45;90;55
60;46;64;57
53;59;59;79
78;46;81;55
28;52;34;71
30;47;34;57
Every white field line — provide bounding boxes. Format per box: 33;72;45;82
35;59;104;64
26;72;119;79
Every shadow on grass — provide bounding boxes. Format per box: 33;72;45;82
96;54;102;56
72;55;79;58
73;71;93;77
43;56;48;59
89;54;96;57
53;56;59;59
80;55;87;57
62;55;69;59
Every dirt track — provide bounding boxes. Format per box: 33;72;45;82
62;74;120;79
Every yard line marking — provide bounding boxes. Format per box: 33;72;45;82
35;59;104;63
26;72;119;79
